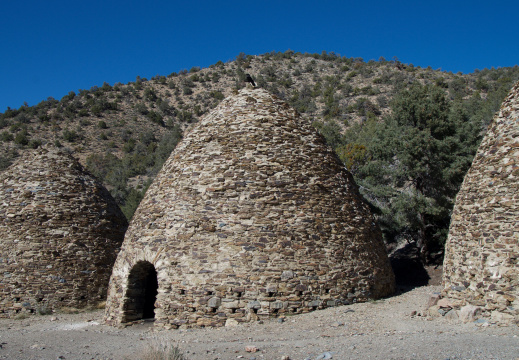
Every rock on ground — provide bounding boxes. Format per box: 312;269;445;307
0;285;518;360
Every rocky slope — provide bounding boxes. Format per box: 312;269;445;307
1;52;517;202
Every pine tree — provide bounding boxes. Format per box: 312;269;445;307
344;83;481;262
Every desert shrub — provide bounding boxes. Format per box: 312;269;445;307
79;118;91;127
376;95;388;108
139;130;156;145
91;99;118;116
14;130;29;145
346;71;358;80
1;131;14;142
435;77;448;88
123;138;136;153
141;340;188;360
260;66;277;82
147;111;165;126
61;91;76;103
29;139;42;149
313;120;342;149
449;77;468;99
0;153;14;171
167;80;176;89
157;99;172;115
210;91;224;101
0;117;9;129
182;86;193;95
144;88;158;102
15;112;31;124
135;103;149;115
0;107;19;120
157;76;167;84
10;122;23;133
475;77;489;91
354;98;380;116
121;186;148;220
62;129;80;142
177;110;193;123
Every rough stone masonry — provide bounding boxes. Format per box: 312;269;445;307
443;81;519;323
105;88;395;328
0;148;127;317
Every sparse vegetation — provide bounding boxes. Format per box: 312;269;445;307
0;51;517;257
141;340;188;360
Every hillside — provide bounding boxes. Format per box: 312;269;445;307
1;51;518;256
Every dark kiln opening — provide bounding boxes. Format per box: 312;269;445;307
122;261;158;322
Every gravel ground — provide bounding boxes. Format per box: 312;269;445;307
1;285;518;360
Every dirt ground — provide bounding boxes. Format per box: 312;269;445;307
1;280;518;360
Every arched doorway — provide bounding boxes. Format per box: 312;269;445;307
122;261;158;322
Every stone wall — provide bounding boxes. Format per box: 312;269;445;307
105;88;394;328
442;81;519;322
0;148;127;317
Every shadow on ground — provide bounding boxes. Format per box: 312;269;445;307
389;243;443;294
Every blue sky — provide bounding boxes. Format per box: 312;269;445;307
1;0;517;112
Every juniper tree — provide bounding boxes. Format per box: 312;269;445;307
343;83;481;262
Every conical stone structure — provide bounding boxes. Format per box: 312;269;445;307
105;88;395;328
0;148;127;317
443;81;519;319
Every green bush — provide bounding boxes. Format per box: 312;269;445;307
158;100;173;115
79;119;91;127
144;88;158;102
0;155;13;171
123;138;136;153
38;113;51;122
210;91;224;100
91;99;118;116
1;131;14;142
29;139;42;149
14;130;29;145
62;129;79;142
177;110;193;123
147;111;165;126
135;103;149;115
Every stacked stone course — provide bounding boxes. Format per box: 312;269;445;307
443;81;519;323
105;88;395;328
0;148;127;317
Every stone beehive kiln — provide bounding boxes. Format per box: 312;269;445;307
0;148;128;317
105;88;395;328
443;81;519;321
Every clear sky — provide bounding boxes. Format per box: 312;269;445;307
1;0;517;112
